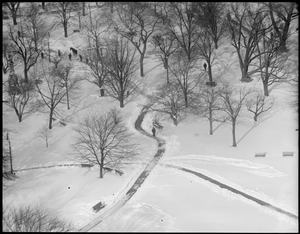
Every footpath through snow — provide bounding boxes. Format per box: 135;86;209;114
77;106;166;232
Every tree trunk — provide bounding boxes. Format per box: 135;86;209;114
209;109;213;135
18;113;22;122
263;82;269;96
49;108;54;129
208;61;213;83
46;139;48;148
171;115;178;126
110;2;113;13
24;66;29;83
100;152;104;178
232;118;237;147
42;2;45;10
254;114;258;121
66;83;70;110
214;38;218;50
64;22;68;38
241;62;250;80
166;67;169;84
184;93;188;108
119;96;124;108
82;2;85;16
12;12;17;25
140;54;144;77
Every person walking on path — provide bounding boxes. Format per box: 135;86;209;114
152;127;156;137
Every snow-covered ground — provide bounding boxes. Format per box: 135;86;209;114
3;4;298;232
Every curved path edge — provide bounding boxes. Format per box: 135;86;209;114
77;107;166;232
161;163;298;220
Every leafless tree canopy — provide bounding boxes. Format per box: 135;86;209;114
7;22;41;83
4;74;36;122
228;3;269;81
34;63;81;129
4;2;20;25
169;52;202;108
220;84;252;147
104;35;139;108
246;91;274;121
148;82;186;126
2;205;72;232
73;109;137;178
113;2;160;77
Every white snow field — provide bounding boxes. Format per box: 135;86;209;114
3;3;298;232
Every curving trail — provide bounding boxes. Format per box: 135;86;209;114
78;107;166;232
161;164;298;220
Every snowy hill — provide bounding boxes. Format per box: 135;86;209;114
2;2;298;232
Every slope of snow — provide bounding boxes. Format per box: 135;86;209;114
3;4;298;232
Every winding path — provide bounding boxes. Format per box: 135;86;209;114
78;107;166;232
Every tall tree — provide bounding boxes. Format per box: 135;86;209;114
104;35;138;108
114;2;160;77
34;63;80;129
7;22;41;83
220;84;251;147
151;33;178;84
73;109;137;178
253;30;289;96
164;2;200;62
148;82;186;126
197;29;218;86
227;3;269;81
268;2;297;53
4;74;36;122
169;51;202;108
5;2;20;25
85;50;109;97
193;2;228;49
191;82;223;135
54;2;74;37
24;3;48;52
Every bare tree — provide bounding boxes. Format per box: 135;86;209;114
4;2;20;25
85;50;109;97
148;82;186;126
54;63;75;110
220;84;251;147
197;29;218;86
34;63;81;129
54;2;74;37
36;125;52;148
2;34;15;75
268;2;298;53
104;35;139;108
227;3;269;81
191;82;224;135
192;2;228;49
23;3;49;52
246;91;274;121
73;109;137;179
83;6;109;59
2;204;72;232
151;33;178;84
169;52;202;108
7;22;41;83
4;74;36;122
253;31;289;96
114;2;160;77
163;2;200;62
2;128;14;181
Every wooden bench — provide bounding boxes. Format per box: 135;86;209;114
73;29;80;33
92;201;105;212
282;152;294;156
255;152;266;157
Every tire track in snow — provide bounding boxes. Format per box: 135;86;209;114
77;107;166;232
161;163;298;220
